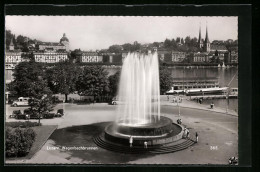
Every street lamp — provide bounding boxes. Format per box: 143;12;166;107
177;93;181;117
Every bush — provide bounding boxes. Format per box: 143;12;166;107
6;121;41;128
5;127;36;157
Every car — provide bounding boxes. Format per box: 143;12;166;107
111;99;118;105
15;113;29;120
23;109;42;119
43;112;55;119
10;110;22;118
55;109;64;117
11;97;30;107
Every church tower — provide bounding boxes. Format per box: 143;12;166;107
9;38;14;51
198;24;203;49
204;24;210;52
60;33;70;51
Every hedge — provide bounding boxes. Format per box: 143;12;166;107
5;127;36;157
6;121;41;128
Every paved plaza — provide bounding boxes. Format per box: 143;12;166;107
5;96;238;164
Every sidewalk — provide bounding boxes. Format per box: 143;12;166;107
161;95;238;117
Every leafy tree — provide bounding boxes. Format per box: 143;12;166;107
28;79;53;124
46;61;80;102
108;71;121;97
122;43;132;51
12;61;53;124
159;67;173;94
76;66;109;101
12;62;45;97
108;45;123;53
164;38;172;49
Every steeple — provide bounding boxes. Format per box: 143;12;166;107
9;38;14;51
198;23;203;48
204;22;210;52
198;24;201;43
205;24;210;43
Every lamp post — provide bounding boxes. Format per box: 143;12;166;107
177;93;181;117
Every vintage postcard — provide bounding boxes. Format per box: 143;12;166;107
4;5;245;165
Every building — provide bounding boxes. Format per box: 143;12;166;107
190;52;209;63
80;52;103;63
60;33;70;51
34;52;68;63
158;50;172;63
37;42;66;51
210;44;228;53
172;51;186;62
5;51;22;65
36;33;69;52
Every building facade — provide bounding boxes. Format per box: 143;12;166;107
34;52;68;63
172;51;186;62
5;51;23;64
80;52;103;63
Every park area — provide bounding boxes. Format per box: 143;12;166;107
5;96;238;165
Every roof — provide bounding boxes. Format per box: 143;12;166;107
38;42;64;46
210;44;228;51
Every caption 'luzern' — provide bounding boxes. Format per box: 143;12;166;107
47;146;98;151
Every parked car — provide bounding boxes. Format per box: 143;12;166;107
23;108;42;119
11;97;30;107
10;110;22;118
43;112;55;119
15;111;29;120
55;109;64;117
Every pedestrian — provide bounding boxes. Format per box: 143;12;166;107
144;141;148;149
186;129;190;138
195;132;198;143
211;102;214;109
173;97;176;103
167;95;169;101
183;127;187;138
129;136;133;148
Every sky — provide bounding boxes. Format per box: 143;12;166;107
5;16;237;51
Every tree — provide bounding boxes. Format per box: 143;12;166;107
12;61;53;124
108;71;121;97
159;67;173;94
76;66;109;101
108;45;123;53
46;61;80;102
28;79;54;124
122;43;132;51
12;61;45;97
164;38;172;49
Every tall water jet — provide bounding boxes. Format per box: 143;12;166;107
116;52;160;126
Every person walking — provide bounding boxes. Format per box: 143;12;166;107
183;128;187;138
196;132;198;143
144;141;148;149
167;95;169;101
129;136;133;148
186;129;190;138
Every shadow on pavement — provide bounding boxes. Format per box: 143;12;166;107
49;122;152;164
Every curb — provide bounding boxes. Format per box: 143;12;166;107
161;103;238;117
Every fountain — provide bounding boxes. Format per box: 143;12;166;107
93;52;195;153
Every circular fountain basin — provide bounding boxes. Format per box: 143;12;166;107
104;116;184;146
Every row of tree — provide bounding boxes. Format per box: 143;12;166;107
10;61;173;100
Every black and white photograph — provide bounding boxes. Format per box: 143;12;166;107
4;12;242;165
